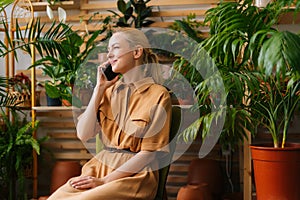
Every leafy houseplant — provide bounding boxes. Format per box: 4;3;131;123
252;31;300;148
4;18;102;107
0;19;69;105
0;15;103;107
8;72;31;95
108;0;154;28
249;29;300;200
8;72;32;107
203;0;300;148
171;13;204;44
180;0;300;151
0;75;41;200
0;10;41;199
178;0;300;198
0;109;40;200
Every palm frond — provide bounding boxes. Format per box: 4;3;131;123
11;19;72;59
258;31;300;76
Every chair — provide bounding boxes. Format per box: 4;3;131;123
154;105;181;200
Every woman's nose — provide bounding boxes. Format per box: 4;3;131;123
107;51;113;59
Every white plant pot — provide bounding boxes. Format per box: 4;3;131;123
255;0;272;7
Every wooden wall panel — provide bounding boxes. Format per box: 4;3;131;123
30;0;230;32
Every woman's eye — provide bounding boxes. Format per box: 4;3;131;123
107;46;120;53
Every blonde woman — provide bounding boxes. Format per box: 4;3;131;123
48;28;172;200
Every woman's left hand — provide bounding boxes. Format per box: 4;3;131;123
69;176;105;189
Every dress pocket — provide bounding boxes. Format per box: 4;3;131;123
129;111;150;128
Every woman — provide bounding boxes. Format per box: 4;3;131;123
48;28;172;200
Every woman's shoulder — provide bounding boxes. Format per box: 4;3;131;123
149;83;171;96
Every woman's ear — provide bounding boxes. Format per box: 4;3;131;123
133;45;143;59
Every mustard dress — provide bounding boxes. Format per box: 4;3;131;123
47;77;172;200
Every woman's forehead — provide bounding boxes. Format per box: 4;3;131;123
108;32;129;47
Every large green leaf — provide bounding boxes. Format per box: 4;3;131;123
174;20;202;43
45;83;61;98
258;31;300;76
117;0;127;13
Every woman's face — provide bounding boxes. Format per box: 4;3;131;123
107;32;136;74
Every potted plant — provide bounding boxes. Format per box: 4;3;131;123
108;0;154;28
8;72;32;107
179;0;265;154
237;2;300;199
1;18;102;107
0;19;70;105
178;0;300;198
249;30;300;200
0;109;40;200
25;20;101;107
0;75;42;200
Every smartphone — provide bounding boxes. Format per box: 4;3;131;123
103;63;119;81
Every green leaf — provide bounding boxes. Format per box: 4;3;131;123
259;31;300;76
45;83;61;98
0;0;13;11
281;31;300;73
174;20;202;43
117;0;128;13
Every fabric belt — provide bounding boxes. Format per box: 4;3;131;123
103;146;137;154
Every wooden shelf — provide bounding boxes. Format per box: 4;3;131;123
32;106;86;111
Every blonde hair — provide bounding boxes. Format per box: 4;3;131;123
113;28;164;84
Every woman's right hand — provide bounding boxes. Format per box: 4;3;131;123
69;176;105;189
95;62;119;91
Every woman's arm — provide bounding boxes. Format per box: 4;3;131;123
103;150;157;182
76;64;118;142
69;150;158;189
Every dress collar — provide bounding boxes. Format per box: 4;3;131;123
114;77;155;94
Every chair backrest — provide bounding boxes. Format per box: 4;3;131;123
154;105;181;200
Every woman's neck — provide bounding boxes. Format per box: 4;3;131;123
122;61;145;83
123;67;144;83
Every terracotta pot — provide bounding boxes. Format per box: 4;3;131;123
177;183;212;200
187;159;224;199
251;143;300;200
50;161;81;193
